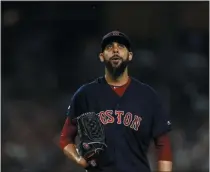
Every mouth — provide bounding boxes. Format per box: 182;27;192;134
110;56;121;62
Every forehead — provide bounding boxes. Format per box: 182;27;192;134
105;41;125;46
103;42;129;53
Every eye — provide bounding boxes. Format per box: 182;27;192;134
105;44;113;50
118;44;125;49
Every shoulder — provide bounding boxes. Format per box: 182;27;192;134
131;77;159;100
72;76;103;97
131;77;156;93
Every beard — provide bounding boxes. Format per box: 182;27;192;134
104;55;130;78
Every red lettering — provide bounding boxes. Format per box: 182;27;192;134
123;112;132;126
130;115;142;131
115;110;124;124
105;110;114;123
99;111;107;124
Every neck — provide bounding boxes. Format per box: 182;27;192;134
105;68;129;86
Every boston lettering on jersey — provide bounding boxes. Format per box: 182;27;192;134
98;110;142;131
67;76;172;172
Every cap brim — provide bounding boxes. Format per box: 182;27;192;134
101;35;131;51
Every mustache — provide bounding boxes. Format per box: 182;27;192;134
110;54;122;60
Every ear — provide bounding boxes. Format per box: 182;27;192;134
99;53;104;62
128;52;133;61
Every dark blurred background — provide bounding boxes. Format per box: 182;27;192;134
1;1;209;172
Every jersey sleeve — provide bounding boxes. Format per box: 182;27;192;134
66;86;86;121
151;91;172;139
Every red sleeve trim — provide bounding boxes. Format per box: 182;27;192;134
59;117;77;150
154;133;172;161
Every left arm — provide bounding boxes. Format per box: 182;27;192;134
154;133;172;172
150;89;173;171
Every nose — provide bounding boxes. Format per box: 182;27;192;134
113;44;119;53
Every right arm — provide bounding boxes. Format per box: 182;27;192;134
60;117;89;168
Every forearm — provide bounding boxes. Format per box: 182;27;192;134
60;117;88;168
158;160;172;172
63;143;82;164
154;134;172;172
60;117;81;163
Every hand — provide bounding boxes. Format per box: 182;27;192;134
77;156;89;168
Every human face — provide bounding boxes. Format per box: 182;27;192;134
99;42;133;77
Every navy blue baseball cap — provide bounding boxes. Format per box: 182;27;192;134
101;31;131;52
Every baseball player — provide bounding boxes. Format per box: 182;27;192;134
60;31;173;172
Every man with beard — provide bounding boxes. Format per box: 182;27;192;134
59;31;173;172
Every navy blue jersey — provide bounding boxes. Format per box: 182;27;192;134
67;76;172;172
